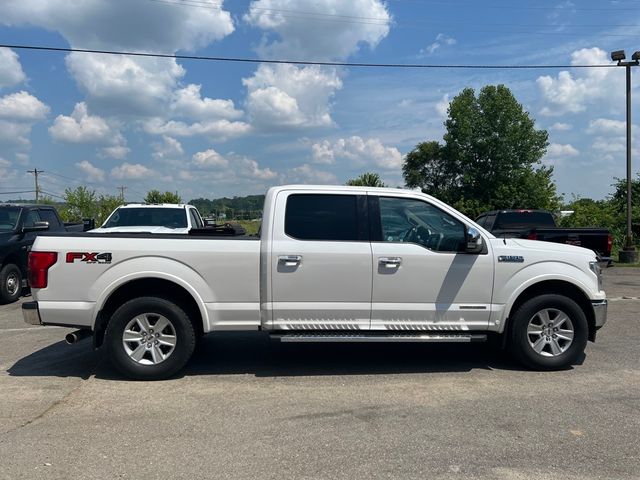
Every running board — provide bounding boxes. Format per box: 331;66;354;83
272;333;487;343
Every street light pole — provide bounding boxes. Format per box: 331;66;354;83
626;62;633;252
611;50;639;263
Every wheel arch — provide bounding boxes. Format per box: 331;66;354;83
505;280;596;342
93;277;205;348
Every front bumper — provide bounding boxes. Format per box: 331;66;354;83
592;299;607;328
22;301;42;326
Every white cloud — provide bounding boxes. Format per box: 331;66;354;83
311;136;402;170
237;156;278;180
549;122;572;131
0;120;31;147
3;0;234;52
152;136;184;161
15;153;29;165
75;160;105;182
243;64;342;129
111;162;152;180
244;0;390;60
192;149;229;168
422;33;456;54
547;143;579;157
311;141;336;165
592;138;624;153
287;163;337;184
49;102;114;143
435;94;450;119
587;118;630;136
66;54;187;117
0;157;16;180
0;48;26;88
143;118;251;141
100;145;130;159
3;2;235;122
537;48;617;116
0;91;50;121
242;1;389;131
171;84;243;121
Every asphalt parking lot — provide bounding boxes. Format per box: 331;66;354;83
1;268;639;480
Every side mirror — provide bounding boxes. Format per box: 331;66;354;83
466;226;484;254
22;221;49;233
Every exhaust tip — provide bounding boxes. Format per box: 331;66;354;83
65;329;91;344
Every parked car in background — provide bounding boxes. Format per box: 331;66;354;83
476;209;612;261
23;186;607;379
0;204;92;303
90;204;204;234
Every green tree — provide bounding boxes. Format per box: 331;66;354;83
144;190;182;204
403;85;559;218
60;186;97;222
346;172;386;187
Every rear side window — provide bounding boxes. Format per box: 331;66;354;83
39;209;62;228
495;212;555;229
189;208;203;229
285;194;359;241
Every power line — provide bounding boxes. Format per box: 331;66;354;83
1;44;620;69
0;190;36;195
39;190;66;200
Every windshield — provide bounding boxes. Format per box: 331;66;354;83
0;207;21;232
495;211;555;229
103;207;187;229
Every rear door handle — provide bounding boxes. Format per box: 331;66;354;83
379;257;402;268
279;255;302;267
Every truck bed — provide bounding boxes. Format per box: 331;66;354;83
31;233;261;332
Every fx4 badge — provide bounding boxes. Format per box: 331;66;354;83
66;252;112;264
498;255;524;263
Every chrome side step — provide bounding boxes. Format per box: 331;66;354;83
273;333;487;343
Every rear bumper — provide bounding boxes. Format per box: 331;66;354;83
592;299;607;328
22;301;42;325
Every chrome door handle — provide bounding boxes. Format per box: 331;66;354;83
379;257;402;268
279;255;302;267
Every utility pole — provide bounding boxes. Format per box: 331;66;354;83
611;50;640;263
27;169;44;202
117;186;127;202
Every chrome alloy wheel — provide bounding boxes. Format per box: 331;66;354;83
527;308;574;357
122;313;177;365
6;272;19;296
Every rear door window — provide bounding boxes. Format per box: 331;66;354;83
285;194;361;241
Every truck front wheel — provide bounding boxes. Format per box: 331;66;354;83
105;296;196;380
0;264;22;304
509;294;588;370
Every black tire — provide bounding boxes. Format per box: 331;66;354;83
0;264;22;304
508;294;588;370
105;296;196;380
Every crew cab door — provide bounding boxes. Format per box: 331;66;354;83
369;195;494;331
270;191;372;330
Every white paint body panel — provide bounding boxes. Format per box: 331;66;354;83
31;185;605;336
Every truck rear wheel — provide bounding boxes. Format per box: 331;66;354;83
509;294;588;370
0;264;22;304
105;296;196;380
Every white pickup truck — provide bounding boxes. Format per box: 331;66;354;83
23;185;607;379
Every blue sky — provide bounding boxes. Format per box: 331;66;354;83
0;0;639;202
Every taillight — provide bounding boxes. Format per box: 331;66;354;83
607;234;613;254
527;232;537;240
28;252;58;289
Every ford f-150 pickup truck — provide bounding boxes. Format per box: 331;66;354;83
22;186;607;379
